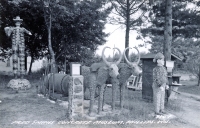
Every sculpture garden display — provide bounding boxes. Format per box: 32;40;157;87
41;46;141;118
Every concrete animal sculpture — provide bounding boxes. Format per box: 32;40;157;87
118;47;141;109
88;46;122;116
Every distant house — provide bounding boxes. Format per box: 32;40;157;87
0;56;45;75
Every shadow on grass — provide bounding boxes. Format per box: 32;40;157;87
0;75;12;89
93;88;155;121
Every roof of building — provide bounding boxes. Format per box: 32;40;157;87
140;53;183;61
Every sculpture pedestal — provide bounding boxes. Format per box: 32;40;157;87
7;79;31;90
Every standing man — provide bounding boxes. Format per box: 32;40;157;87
152;52;169;115
4;16;32;79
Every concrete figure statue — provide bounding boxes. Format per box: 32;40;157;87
4;16;32;79
152;52;169;115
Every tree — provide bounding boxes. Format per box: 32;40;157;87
139;0;200;85
185;55;200;86
51;0;112;70
179;38;200;86
41;0;64;73
0;0;111;73
0;0;48;74
139;0;200;54
164;0;172;61
129;51;146;62
109;0;148;57
39;0;112;72
19;1;48;74
0;0;19;60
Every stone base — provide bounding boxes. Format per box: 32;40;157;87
7;79;31;90
149;112;176;121
155;113;176;121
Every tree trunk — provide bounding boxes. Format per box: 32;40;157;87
25;52;27;71
198;64;200;86
48;13;57;73
48;13;55;63
163;0;172;61
64;55;67;73
125;0;130;58
28;55;34;75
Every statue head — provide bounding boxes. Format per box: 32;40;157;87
123;47;142;75
153;52;165;65
13;16;23;27
102;46;122;78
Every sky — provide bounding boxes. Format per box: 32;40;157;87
95;1;198;58
95;23;151;57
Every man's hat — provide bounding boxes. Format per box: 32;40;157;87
13;16;23;22
153;52;164;62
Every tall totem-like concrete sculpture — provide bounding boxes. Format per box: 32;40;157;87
4;16;32;79
4;16;32;90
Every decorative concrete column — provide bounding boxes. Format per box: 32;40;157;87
68;63;84;120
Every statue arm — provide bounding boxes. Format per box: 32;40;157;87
4;27;13;37
24;28;32;35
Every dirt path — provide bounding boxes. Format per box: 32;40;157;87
170;92;200;128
